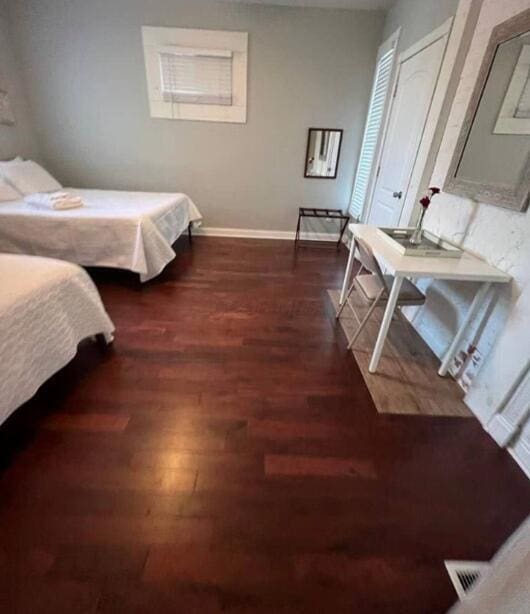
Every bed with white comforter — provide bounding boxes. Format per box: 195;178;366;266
0;189;202;281
0;254;115;426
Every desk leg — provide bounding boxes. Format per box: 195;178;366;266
339;238;356;307
368;275;403;374
337;218;348;250
438;282;491;377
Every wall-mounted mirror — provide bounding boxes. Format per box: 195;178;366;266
445;8;530;212
304;128;343;179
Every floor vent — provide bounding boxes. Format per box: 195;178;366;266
444;561;490;600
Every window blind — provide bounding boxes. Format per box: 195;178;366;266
349;46;395;220
159;47;233;106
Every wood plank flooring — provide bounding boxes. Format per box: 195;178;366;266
0;236;528;613
328;290;471;417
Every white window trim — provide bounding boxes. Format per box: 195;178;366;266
142;26;248;124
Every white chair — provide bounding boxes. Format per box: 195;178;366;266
336;237;426;349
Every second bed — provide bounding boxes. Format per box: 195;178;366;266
0;253;115;425
0;188;202;282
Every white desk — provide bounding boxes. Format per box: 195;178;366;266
339;224;511;375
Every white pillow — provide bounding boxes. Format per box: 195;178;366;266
0;160;62;195
0;156;23;167
0;178;22;202
0;156;24;176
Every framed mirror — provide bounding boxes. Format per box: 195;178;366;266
445;8;530;212
304;128;343;179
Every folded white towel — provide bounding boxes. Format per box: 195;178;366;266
25;191;84;210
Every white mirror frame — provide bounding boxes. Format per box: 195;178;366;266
444;8;530;213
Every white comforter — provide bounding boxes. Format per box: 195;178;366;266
0;189;202;281
0;254;115;425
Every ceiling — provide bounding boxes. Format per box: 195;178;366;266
223;0;394;10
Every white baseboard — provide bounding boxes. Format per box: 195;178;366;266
509;438;530;480
195;226;340;242
487;415;517;448
486;417;530;479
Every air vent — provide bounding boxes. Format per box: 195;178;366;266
444;561;490;600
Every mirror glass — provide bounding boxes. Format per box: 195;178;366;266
304;128;343;179
455;31;530;192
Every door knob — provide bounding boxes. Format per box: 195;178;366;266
393;191;403;199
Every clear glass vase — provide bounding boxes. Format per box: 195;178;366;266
409;208;426;245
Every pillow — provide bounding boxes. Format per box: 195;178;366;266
0;156;23;167
0;178;22;202
0;160;62;195
0;156;24;176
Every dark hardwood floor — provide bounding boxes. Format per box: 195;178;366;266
0;236;528;613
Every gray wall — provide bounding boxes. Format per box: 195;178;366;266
0;0;40;161
7;0;384;231
382;0;460;52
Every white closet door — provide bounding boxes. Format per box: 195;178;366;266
367;35;447;228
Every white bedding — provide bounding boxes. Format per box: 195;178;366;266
0;254;115;426
0;189;202;281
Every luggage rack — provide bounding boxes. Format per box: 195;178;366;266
294;207;349;250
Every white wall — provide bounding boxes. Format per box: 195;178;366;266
0;0;39;160
6;0;384;232
417;0;530;475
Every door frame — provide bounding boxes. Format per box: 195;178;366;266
363;17;454;226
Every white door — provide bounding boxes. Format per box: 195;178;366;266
367;35;447;227
349;29;399;220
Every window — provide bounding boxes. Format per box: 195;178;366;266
159;47;233;105
142;27;248;123
350;33;398;220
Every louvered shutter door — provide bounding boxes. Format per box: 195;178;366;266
349;46;395;220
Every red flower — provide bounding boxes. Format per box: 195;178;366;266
420;196;431;208
429;187;441;195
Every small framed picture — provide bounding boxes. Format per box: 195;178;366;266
0;89;15;126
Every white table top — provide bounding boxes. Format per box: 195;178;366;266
350;224;511;283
